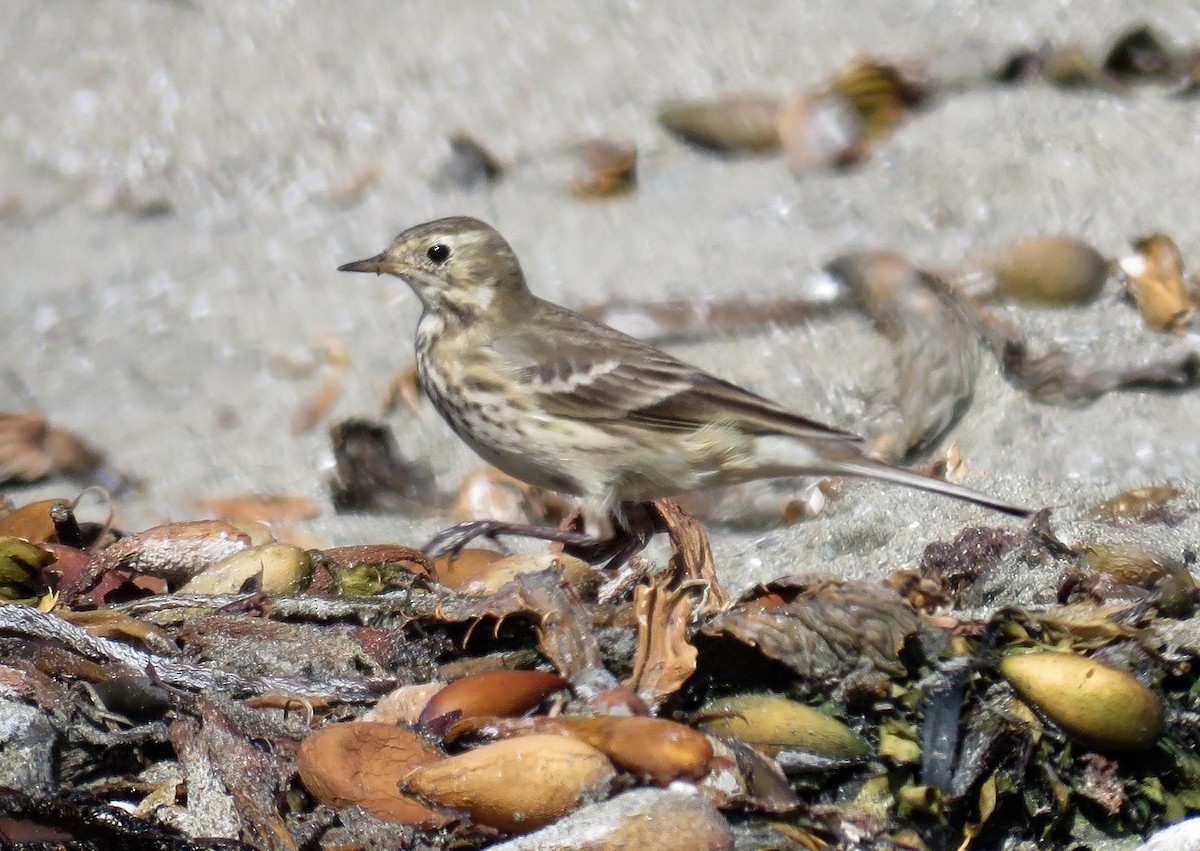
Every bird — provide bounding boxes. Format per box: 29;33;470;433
338;216;1030;561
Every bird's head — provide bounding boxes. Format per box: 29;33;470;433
338;216;528;320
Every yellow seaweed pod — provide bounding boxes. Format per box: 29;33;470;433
999;651;1164;752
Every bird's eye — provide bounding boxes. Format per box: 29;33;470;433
426;244;451;264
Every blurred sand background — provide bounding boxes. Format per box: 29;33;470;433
3;0;1200;594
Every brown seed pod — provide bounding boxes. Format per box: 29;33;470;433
570;140;637;199
431;547;505;590
1089;485;1180;523
999;651;1164;752
1043;46;1102;88
658;94;782;154
442;550;599;597
1119;234;1196;331
1082;542;1196;616
695;694;870;767
419;669;568;728
404;734;615;833
966;235;1111;306
297;722;448;826
0;498;71;543
178;542;313;596
449;715;713;785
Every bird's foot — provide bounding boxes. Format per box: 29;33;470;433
423;519;599;560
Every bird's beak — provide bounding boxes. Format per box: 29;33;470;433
337;253;391;275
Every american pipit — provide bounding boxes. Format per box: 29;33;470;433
339;216;1030;561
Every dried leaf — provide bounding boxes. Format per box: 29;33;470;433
702;576;921;683
650;499;728;612
0;660;65;711
1079;753;1125;814
0;536;55;606
169;696;297;846
625;572;699;710
994;324;1200;405
443;569;604;678
918;527;1020;601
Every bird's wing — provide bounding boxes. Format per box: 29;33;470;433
492;302;860;443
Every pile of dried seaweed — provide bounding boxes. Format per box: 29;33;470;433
0;484;1198;850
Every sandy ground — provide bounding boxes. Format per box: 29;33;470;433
3;0;1200;597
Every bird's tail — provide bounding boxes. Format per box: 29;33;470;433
833;456;1032;517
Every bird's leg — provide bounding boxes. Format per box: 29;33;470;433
424;503;663;567
562;502;661;569
423;519;599;559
